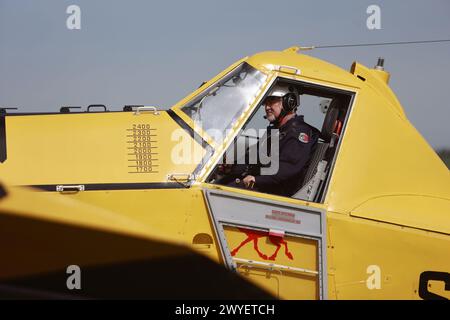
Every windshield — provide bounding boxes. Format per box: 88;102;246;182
181;62;267;144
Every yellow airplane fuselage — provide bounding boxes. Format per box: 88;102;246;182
0;47;449;299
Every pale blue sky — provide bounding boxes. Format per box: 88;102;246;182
1;0;449;148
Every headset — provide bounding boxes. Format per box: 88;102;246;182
282;91;299;113
263;86;299;121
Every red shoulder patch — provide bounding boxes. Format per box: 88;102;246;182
299;132;309;143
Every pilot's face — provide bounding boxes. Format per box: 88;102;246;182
264;96;282;123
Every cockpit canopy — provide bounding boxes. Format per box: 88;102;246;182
181;63;267;144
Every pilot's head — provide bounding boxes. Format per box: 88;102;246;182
264;84;299;124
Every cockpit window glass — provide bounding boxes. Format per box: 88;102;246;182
181;63;267;144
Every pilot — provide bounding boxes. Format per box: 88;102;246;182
224;84;320;197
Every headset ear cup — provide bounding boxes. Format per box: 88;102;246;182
282;93;298;112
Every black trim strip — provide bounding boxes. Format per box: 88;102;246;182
0;115;6;162
30;182;184;192
166;109;215;175
166;109;211;149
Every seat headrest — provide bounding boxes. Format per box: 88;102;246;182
321;99;340;142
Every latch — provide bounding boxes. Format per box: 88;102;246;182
269;229;285;238
167;173;194;182
56;185;85;192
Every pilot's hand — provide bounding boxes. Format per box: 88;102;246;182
243;175;256;189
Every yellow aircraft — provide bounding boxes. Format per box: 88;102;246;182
0;46;449;299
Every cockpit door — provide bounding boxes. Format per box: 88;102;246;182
203;188;328;299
